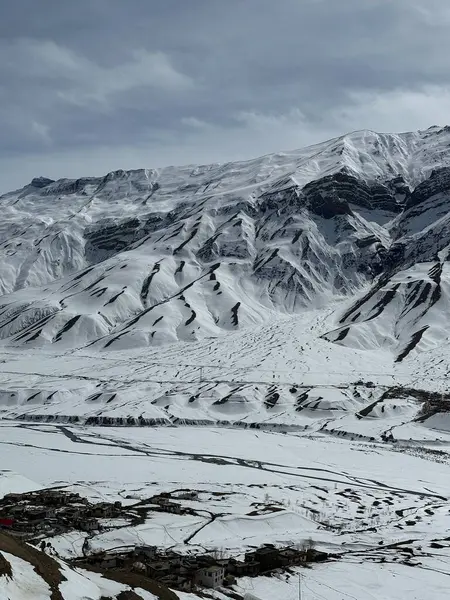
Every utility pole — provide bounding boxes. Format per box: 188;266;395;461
199;366;203;382
299;573;302;600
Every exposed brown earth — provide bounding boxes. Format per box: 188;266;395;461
0;532;159;600
0;551;13;578
0;531;65;600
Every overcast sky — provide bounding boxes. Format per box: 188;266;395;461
1;0;450;192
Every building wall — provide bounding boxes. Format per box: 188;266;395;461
196;567;224;589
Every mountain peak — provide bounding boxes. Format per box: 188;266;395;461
29;176;55;188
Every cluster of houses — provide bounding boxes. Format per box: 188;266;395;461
140;490;202;515
0;488;202;542
0;487;331;593
148;494;189;515
0;489;124;539
77;542;329;592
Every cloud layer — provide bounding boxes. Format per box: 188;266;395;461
1;0;449;191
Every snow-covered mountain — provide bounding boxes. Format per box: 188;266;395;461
2;126;450;361
1;127;450;430
3;130;450;600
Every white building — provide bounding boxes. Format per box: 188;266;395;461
195;565;225;589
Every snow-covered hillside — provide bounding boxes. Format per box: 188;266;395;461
0;126;450;356
2;421;450;600
0;535;158;600
1;127;450;429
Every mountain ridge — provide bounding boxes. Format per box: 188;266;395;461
1;126;450;363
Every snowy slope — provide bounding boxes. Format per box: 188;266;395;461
1;127;450;429
0;544;157;600
0;126;449;352
2;422;450;600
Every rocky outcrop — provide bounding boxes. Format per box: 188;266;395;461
407;167;450;208
84;218;143;261
302;171;406;216
30;177;55;189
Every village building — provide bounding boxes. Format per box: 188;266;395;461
150;494;170;504
38;491;70;506
246;545;281;572
62;506;82;520
100;556;117;569
9;520;29;533
178;556;200;574
7;506;25;519
75;517;99;532
156;498;183;514
0;488;131;544
166;550;183;562
147;561;171;579
2;493;26;503
25;507;54;522
175;491;199;500
279;548;305;566
195;565;225;589
170;502;184;514
133;545;157;560
306;548;328;562
229;558;259;577
89;502;117;518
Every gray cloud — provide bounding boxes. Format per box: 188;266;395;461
1;0;449;191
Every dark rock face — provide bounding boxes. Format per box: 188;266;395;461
382;242;407;273
32;167;450;290
41;177;102;196
77;168;425;298
30;177;55;189
259;187;301;214
407;167;450;208
101;169;128;182
84;218;142;261
302;171;405;218
76;169;419;279
304;183;353;219
387;175;411;205
256;171;405;221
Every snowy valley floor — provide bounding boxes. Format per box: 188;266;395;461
1;421;450;599
1;308;450;598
